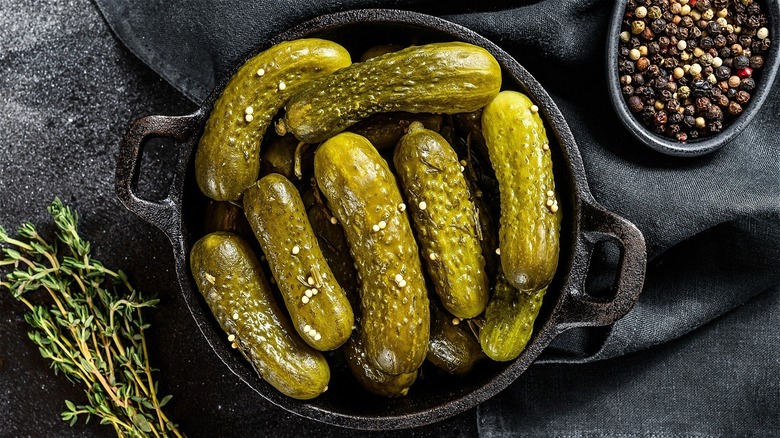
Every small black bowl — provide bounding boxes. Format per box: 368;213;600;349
607;0;780;157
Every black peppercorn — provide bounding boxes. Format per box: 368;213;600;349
684;115;697;127
691;27;702;39
715;94;730;107
727;101;743;116
665;22;679;36
695;97;712;112
723;57;734;68
749;55;764;69
681;16;694;28
630;37;641;48
727;87;738;99
689;129;700;139
619;59;636;74
715;66;731;80
667;123;682;136
660;89;674;102
760;38;771;53
735;90;751;104
734;55;750;69
708;21;721;35
641;86;656;99
633;73;646;86
622;85;635;95
663;57;680;69
739;34;753;48
747;15;761;29
658;36;671;47
677;27;690;40
719;47;732;59
747;3;761;16
678;76;690;87
654;76;668;89
651;53;664;65
645;63;660;77
628;95;644;113
714;34;727;48
641;106;656;122
751;40;765;54
648;41;661;54
726;33;739;46
705;105;723;121
700;37;715;50
652;19;667;34
684;105;696;116
620;46;631;57
740;77;757;91
695;0;712;12
654;111;668;125
714;0;728;8
669;111;684;124
691;79;712;98
708;120;723;133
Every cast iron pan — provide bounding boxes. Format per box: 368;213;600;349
115;9;647;430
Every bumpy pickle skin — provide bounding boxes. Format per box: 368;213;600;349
394;122;489;319
479;273;546;362
189;232;329;399
481;91;562;292
427;300;485;376
243;174;354;351
314;132;430;375
344;327;418;397
284;42;502;143
195;38;351;201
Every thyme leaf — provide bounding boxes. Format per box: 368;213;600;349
1;199;184;438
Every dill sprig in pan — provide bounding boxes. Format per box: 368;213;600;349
0;199;183;438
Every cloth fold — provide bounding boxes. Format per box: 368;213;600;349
92;0;780;434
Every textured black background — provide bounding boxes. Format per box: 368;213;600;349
1;1;778;437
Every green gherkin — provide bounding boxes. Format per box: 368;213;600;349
243;174;354;351
284;42;502;143
481;90;562;292
343;327;418;397
195;38;351;201
427;300;485;376
190;232;330;399
479;273;546;362
314;132;430;375
394;122;489;319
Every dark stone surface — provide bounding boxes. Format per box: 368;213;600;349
2;1;778;437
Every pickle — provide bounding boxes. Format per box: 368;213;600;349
479;273;546;362
344;328;417;397
304;191;360;300
481;91;561;292
190;232;329;399
359;44;403;61
260;134;313;183
394;122;489;319
284;42;502;143
195;38;351;201
243;174;354;351
314;132;429;375
347;112;443;151
427;300;485;376
203;200;253;239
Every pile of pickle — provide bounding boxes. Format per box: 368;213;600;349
190;38;561;399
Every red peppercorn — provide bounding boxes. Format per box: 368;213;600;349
737;67;753;78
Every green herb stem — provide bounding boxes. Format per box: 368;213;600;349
0;199;183;437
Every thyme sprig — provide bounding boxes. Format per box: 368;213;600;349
0;199;184;437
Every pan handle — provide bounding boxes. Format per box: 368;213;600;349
554;200;647;331
115;112;202;241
